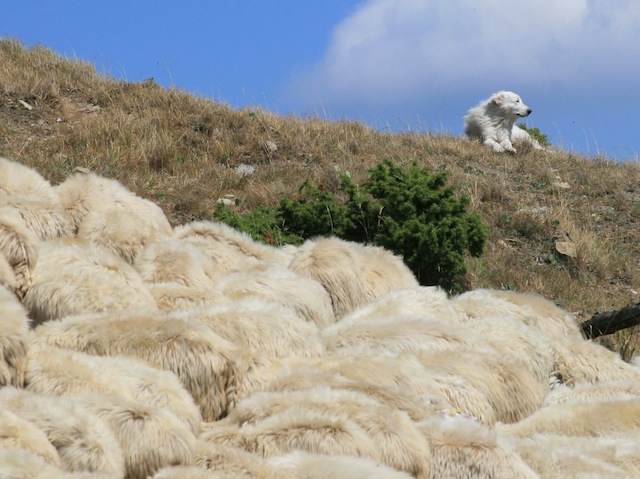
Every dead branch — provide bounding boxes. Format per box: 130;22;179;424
580;302;640;339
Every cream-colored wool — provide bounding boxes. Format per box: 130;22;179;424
0;410;61;467
0;157;55;200
217;263;336;328
231;351;287;403
509;433;640;478
0;449;74;479
194;442;296;479
55;171;171;237
22;238;157;325
220;387;431;478
465;315;556;385
416;350;546;424
172;233;259;274
452;288;582;340
77;394;196;479
32;310;241;422
0;204;39;295
201;409;381;463
173;220;291;268
544;380;640;406
341;286;457;324
322;314;477;355
134;238;219;289
170;299;324;358
1;195;74;240
78;203;173;264
0;253;17;291
0;387;125;476
551;338;640;386
413;362;497;425
302;352;450;409
0;285;29;387
500;399;640;438
151;466;221;478
26;346;202;434
269;451;416;479
148;282;224;312
492;289;583;337
288;237;419;318
266;366;442;421
421;415;539;479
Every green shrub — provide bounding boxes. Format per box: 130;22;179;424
276;180;352;241
215;159;488;292
360;160;487;291
213;203;301;246
516;124;550;147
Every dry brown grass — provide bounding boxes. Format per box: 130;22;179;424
3;39;640;357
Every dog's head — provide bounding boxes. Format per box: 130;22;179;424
491;91;532;118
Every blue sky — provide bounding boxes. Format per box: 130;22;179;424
3;1;640;160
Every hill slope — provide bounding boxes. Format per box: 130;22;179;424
2;39;640;356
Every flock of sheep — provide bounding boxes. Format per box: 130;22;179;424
1;155;640;478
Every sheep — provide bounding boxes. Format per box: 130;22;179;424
413;362;497;425
301;352;451;408
416;350;546;424
507;433;640;478
150;466;220;478
194;442;296;479
218;387;431;478
76;394;196;479
265;366;442;421
216;263;336;328
77;203;173;264
0;160;73;245
420;415;540;479
147;282;224;312
551;338;640;385
32;310;241;422
22;237;157;325
0;156;56;200
0;204;39;295
25;346;202;434
544;380;640;406
170;299;324;359
0;285;29;387
0;386;125;476
201;409;381;463
134;239;219;290
288;237;419;318
340;286;457;324
269;451;416;479
0;410;61;467
1;195;74;240
0;253;17;291
322;314;477;355
499;398;640;438
231;351;288;403
452;288;582;340
465;315;556;385
0;449;70;479
173;220;291;269
55;170;171;238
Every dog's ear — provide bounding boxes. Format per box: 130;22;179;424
491;92;506;107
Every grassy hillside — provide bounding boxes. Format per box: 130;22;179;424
2;39;640;357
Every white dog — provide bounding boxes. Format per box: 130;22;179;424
464;91;543;153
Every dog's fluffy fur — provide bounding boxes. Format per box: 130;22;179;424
464;91;542;153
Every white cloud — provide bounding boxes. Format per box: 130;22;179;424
283;0;640;111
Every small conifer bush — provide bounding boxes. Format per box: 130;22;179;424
516;124;550;147
215;159;488;292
